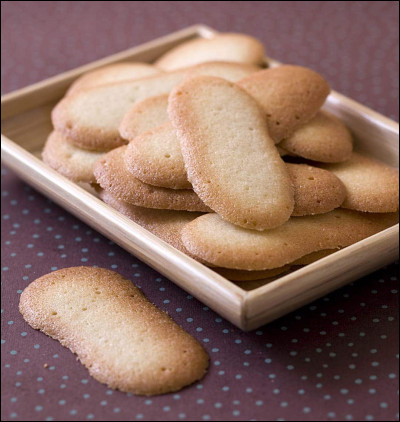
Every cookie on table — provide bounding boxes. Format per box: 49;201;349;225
52;61;259;151
238;65;330;143
155;33;265;71
42;131;105;183
287;163;346;216
279;111;353;162
318;152;399;213
66;63;163;96
93;146;211;212
169;75;294;231
119;94;169;141
181;210;399;270
20;267;209;395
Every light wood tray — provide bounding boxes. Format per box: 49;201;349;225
1;25;399;331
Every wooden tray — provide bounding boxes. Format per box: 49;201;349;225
1;25;399;331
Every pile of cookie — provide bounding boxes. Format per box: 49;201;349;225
43;33;399;283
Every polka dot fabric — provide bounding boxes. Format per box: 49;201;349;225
1;2;398;421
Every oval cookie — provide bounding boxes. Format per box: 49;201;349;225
119;94;169;141
287;163;346;216
181;210;399;270
155;33;265;71
42;131;105;183
169;76;294;231
93;146;211;212
318;152;399;213
210;249;338;281
238;65;330;143
19;267;209;395
125;122;191;189
125;124;345;214
279;111;353;162
52;62;259;151
67;63;163;96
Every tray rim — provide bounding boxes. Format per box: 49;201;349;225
1;24;399;331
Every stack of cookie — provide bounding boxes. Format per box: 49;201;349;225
43;33;399;283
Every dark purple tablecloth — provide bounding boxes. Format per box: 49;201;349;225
1;2;399;421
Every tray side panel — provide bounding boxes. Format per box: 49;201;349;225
244;226;399;330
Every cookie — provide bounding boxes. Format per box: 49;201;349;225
318;152;399;213
155;33;265;71
42;131;105;183
100;190;203;260
94;146;211;212
213;249;338;281
187;61;260;81
279;111;353;162
125;122;191;189
287;163;346;216
181;210;399;270
52;62;259;151
119;94;169;141
123;110;344;216
276;146;288;156
169;76;294;230
19;267;209;395
100;191;340;277
125;124;345;214
67;63;163;96
238;65;331;143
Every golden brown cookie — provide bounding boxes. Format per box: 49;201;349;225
52;62;259;151
155;33;265;70
181;210;398;270
279;111;353;162
287;163;346;216
169;75;294;230
42;131;105;183
213;249;338;281
119;94;169;141
20;267;209;395
238;65;330;142
124;122;191;189
93;146;211;212
67;63;163;96
318;152;399;213
124;124;345;214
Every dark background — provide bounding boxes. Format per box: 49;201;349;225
1;2;399;421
